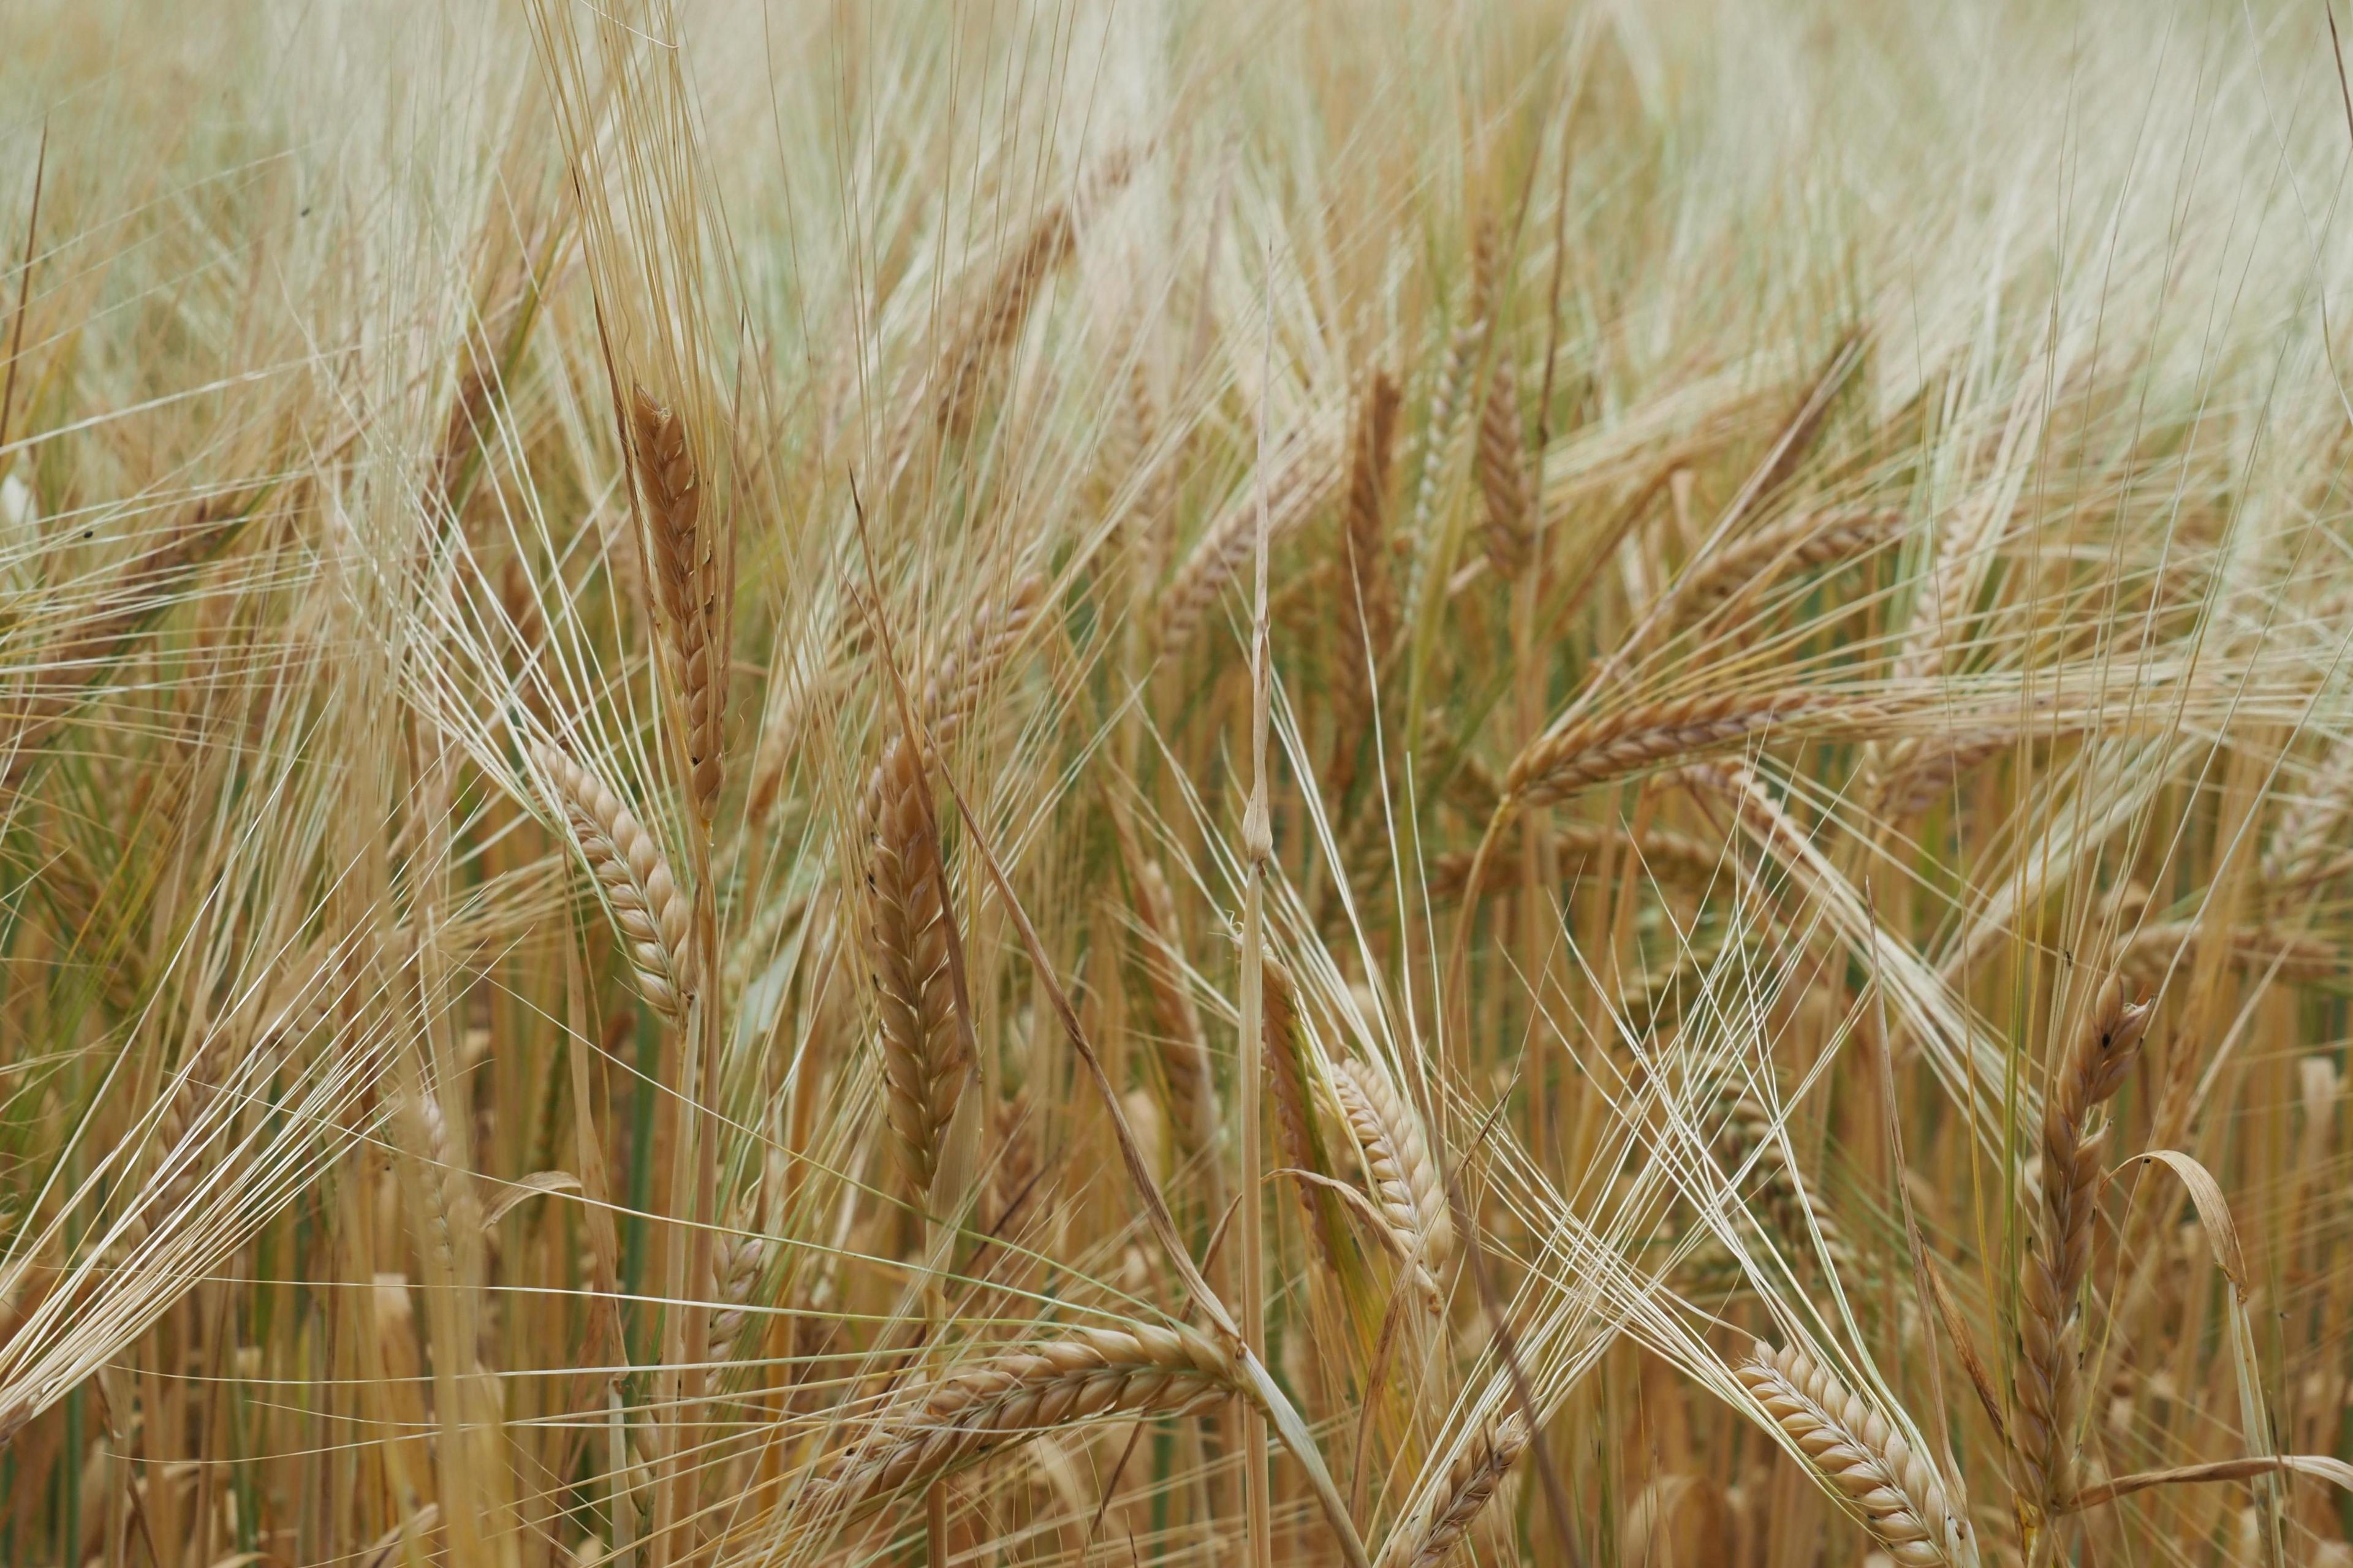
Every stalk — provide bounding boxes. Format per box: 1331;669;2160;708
1238;252;1277;1568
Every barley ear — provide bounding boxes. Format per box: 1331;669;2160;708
935;152;1134;436
2015;976;2151;1518
1262;955;1343;1273
1476;350;1534;580
827;1324;1241;1509
1505;689;1906;807
1711;1091;1857;1276
1675;506;1903;621
1375;1413;1529;1568
862;729;966;1197
1332;1055;1452;1312
1331;369;1401;800
921;571;1047;748
2262;738;2353;889
1738;1343;1965;1567
627;382;725;823
537;742;695;1021
708;1194;770;1368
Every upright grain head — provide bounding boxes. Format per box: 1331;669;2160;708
628;381;726;824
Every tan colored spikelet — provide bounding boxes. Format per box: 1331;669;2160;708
2016;977;2151;1517
1261;956;1310;1176
1088;326;1146;530
498;553;547;665
745;629;854;826
1616;1474;1730;1568
1677;506;1903;616
1875;729;2015;819
1261;956;1340;1272
125;945;326;1241
991;1088;1040;1224
2264;739;2353;888
537;743;695;1020
1331;370;1402;798
1409;246;1495;551
597;499;646;610
708;1197;770;1367
827;1323;1240;1507
938;214;1074;437
1426;820;1726;905
1332;1055;1452;1311
1711;1092;1857;1275
936;154;1134;436
1;498;241;798
1132;859;1218;1154
1476;349;1534;580
920;572;1047;748
1892;444;2032;689
627;383;724;822
1506;689;1898;807
2112;920;2338;985
1121;352;1180;581
1376;1413;1529;1568
1616;931;1750;1037
862;729;965;1195
1444;747;1504;816
408;1089;459;1273
743;686;803;826
137;1027;233;1238
1738;1343;1962;1566
1160;420;1344;651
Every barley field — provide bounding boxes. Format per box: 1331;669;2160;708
4;1;2353;1564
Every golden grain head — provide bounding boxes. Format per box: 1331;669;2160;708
9;4;2350;1565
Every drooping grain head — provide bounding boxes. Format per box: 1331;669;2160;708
1376;1413;1529;1568
1739;1343;1970;1567
826;1324;1241;1509
537;742;695;1020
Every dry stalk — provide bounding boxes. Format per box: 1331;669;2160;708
537;743;695;1020
2015;976;2151;1521
1738;1343;1964;1567
1375;1413;1529;1568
